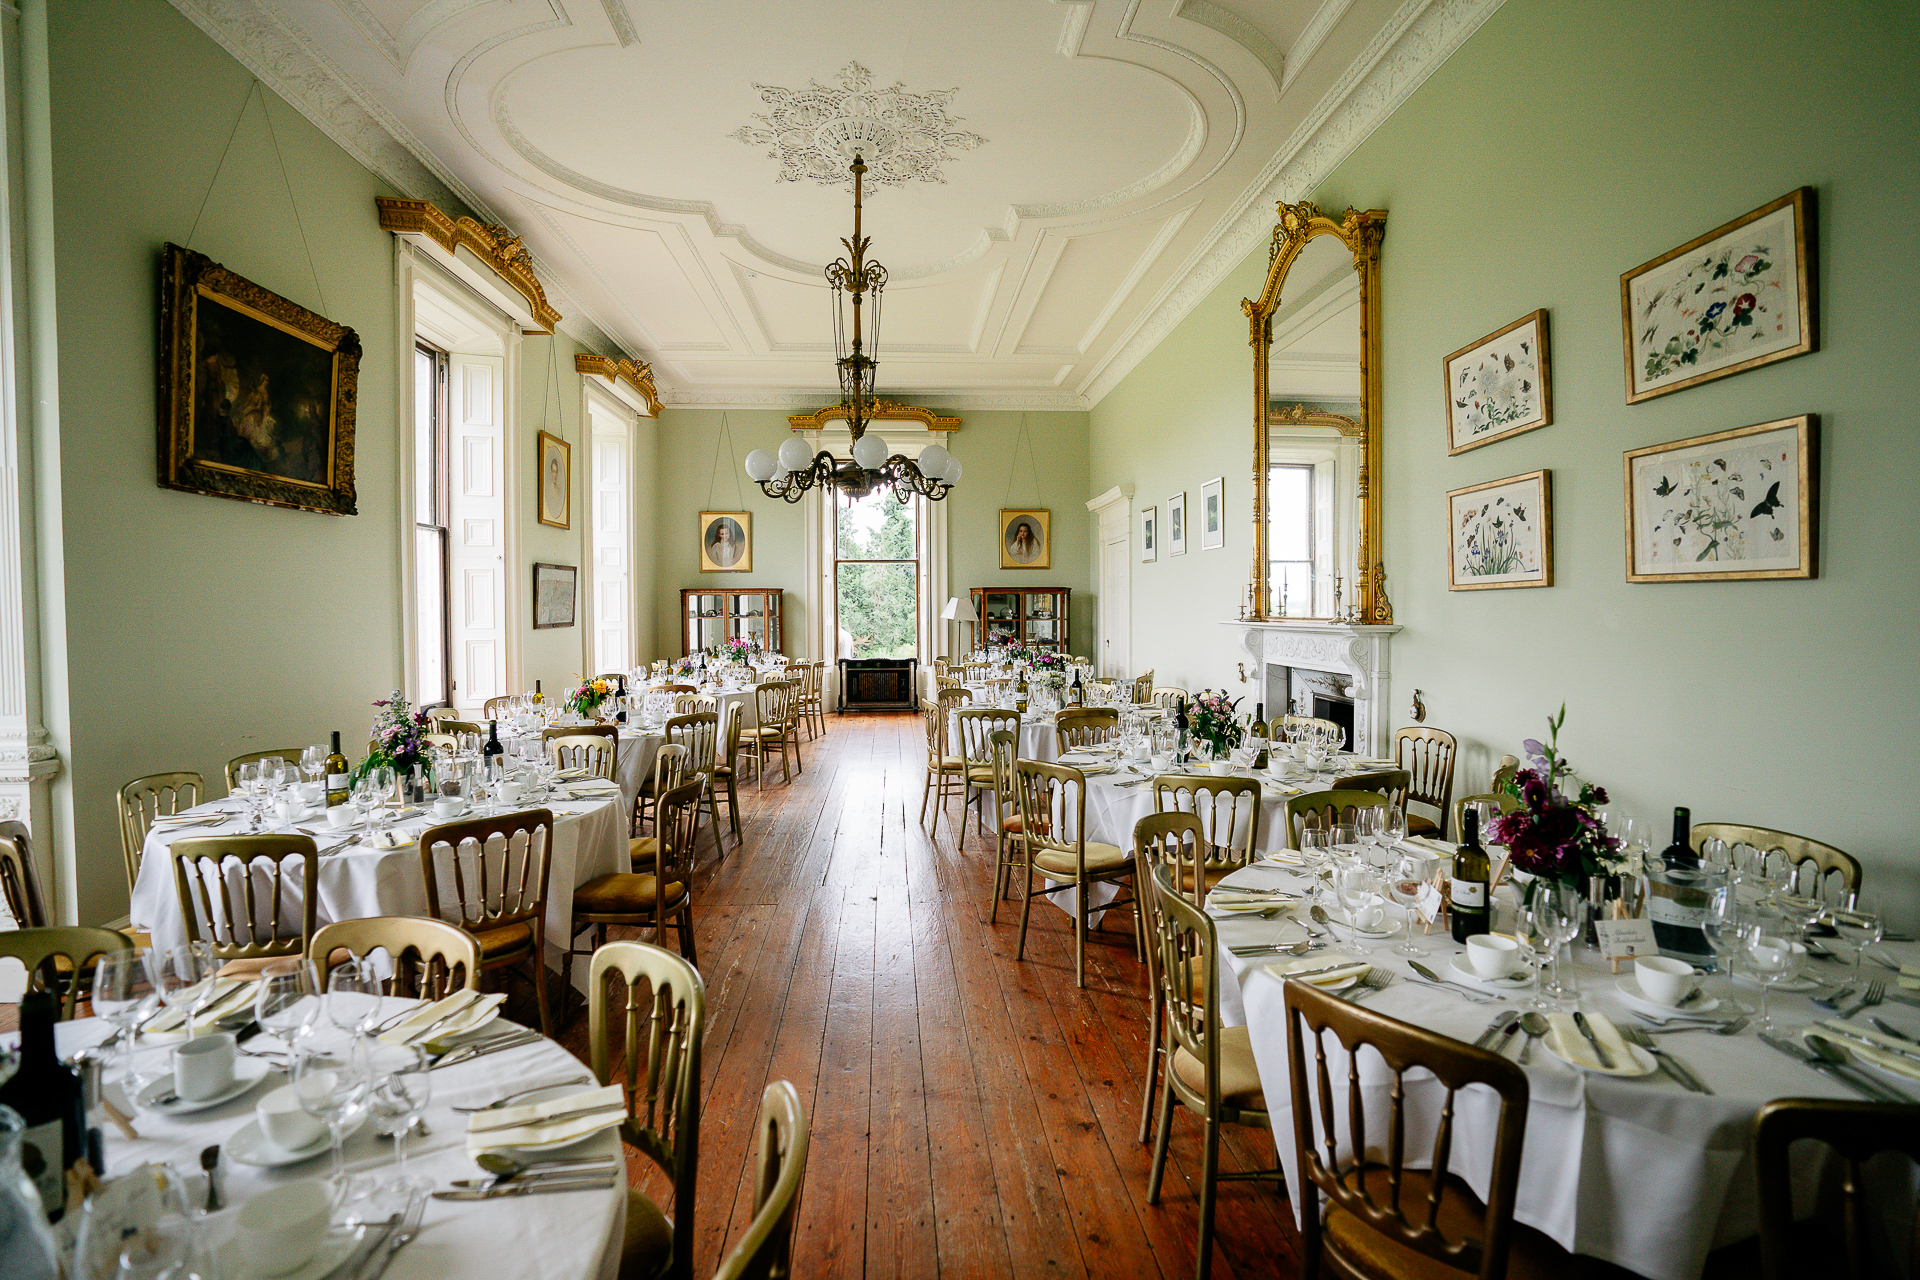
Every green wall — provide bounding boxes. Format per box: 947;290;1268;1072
1093;0;1920;910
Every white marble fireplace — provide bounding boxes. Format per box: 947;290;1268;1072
1225;621;1401;758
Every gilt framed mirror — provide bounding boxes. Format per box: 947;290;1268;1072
1242;201;1389;623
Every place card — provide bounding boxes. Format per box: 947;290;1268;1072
1594;917;1657;960
1413;881;1443;925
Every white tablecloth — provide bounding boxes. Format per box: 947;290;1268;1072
38;1009;623;1280
1210;861;1920;1280
130;795;628;974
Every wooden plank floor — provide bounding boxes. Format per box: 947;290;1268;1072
555;710;1305;1279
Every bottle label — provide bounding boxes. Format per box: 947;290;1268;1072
1648;893;1706;929
20;1118;63;1215
326;773;348;790
1450;879;1487;908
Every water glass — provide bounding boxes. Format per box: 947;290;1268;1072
156;942;217;1040
255;957;322;1041
367;1044;432;1179
301;744;327;784
1743;926;1800;1032
1833;902;1884;975
326;961;383;1038
92;948;157;1078
294;1038;372;1186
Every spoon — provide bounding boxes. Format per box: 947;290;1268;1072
1305;905;1332;937
1409;960;1498;1002
1517;1012;1550;1064
1639;1016;1749;1036
474;1152;619;1188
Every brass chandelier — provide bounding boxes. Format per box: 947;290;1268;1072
743;153;960;503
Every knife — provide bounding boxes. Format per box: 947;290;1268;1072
431;1030;542;1069
1572;1012;1616;1069
1471;1012;1515;1050
1271;961;1368;981
1817;1022;1920;1064
317;1214;398;1280
1759;1033;1898;1102
467;1102;625;1135
432;1177;619;1201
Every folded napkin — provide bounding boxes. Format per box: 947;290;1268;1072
1261;954;1370;988
465;1084;627;1155
566;779;622;794
1403;836;1457;857
144;977;255;1037
1815;1022;1920;1081
380;990;505;1047
1899;964;1920;992
1206;893;1279;915
367;828;418;850
1262;851;1308;867
1546;1012;1632;1070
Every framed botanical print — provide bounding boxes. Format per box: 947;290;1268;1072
999;509;1050;569
1624;415;1816;582
1200;478;1224;550
1447;470;1552;590
1444;310;1551;454
537;430;571;529
532;562;576;628
1166;491;1187;556
157;243;361;515
699;511;752;572
1620;187;1816;404
1140;506;1157;563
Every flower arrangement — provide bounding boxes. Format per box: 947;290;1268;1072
713;636;753;665
1185;689;1244;754
568;676;614;717
671;655;701;679
357;690;429;782
1488;705;1622;887
998;645;1034;665
1033;652;1065;671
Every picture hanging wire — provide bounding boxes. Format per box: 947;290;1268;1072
543;337;565;438
706;413;744;509
1002;413;1043;507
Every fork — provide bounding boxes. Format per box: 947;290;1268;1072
1636;1015;1749;1036
1340;969;1396;1002
1619;1024;1713;1093
1841;980;1886;1020
361;1184;429;1280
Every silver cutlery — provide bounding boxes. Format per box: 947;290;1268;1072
1571;1011;1616;1070
319;1213;399;1280
1618;1024;1711;1093
1872;1017;1917;1043
1759;1032;1900;1102
1867;951;1902;972
1804;1034;1917;1102
452;1076;598;1113
1339;969;1395;1002
1812;1023;1920;1065
1409;960;1500;1005
473;1152;617;1182
1226;940;1313;958
433;1177;618;1201
394;991;483;1046
1471;1011;1516;1050
1489;1016;1526;1056
1840;980;1887;1019
357;1188;427;1280
1255;958;1361;979
466;1102;626;1135
1516;1011;1549;1064
430;1031;542;1069
370;1001;433;1035
1636;1016;1749;1036
200;1146;221;1212
1812;983;1860;1013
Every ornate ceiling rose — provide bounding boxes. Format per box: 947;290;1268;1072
730;61;986;186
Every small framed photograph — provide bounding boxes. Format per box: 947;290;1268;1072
1447;470;1552;591
1200;478;1224;550
1140;506;1157;562
1624;415;1816;582
1621;187;1815;404
1166;491;1187;556
537;430;571;529
699;511;752;573
999;509;1050;569
1444;310;1551;454
532;562;576;628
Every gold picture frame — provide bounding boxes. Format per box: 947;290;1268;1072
699;511;752;573
999;509;1050;569
157;243;360;516
1444;309;1552;455
1620;187;1816;404
532;562;576;629
1446;470;1552;591
536;430;571;529
1624;415;1816;582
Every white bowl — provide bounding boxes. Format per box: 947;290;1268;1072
236;1180;331;1276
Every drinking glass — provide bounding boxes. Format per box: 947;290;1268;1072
1701;884;1755;1014
255;957;322;1042
1388;852;1430;958
301;744;327;785
1833;902;1884;976
326;960;384;1038
1380;803;1407;853
367;1043;432;1180
1525;881;1583;1005
294;1038;372;1186
92;947;157;1079
156;942;217;1041
1743;926;1800;1033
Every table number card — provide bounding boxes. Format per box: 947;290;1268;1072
1414;881;1444;926
1595;917;1657;960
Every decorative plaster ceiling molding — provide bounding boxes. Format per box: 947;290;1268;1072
376;197;562;332
729;62;986;187
1174;1;1285;98
576;353;663;415
1078;0;1506;407
329;0;493;74
659;387;1089;413
1284;0;1357;93
787;400;961;433
599;0;639;47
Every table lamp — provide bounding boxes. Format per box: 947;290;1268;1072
940;595;979;656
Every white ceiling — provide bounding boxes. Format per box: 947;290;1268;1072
172;0;1505;410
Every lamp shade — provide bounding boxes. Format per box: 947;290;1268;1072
851;431;889;470
743;448;778;482
777;436;813;472
942;456;963;484
917;444;951;479
940;594;978;623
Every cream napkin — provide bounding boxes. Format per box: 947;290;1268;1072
464;1084;626;1155
1815;1022;1920;1081
143;978;255;1037
1261;954;1371;988
1403;836;1457;857
1898;964;1920;992
379;990;505;1047
566;779;622;795
1546;1012;1632;1070
367;828;418;850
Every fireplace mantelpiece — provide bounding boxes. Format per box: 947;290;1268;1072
1224;621;1401;758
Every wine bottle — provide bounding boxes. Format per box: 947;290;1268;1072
324;731;350;808
1068;668;1083;706
1250;702;1269;770
1173;698;1189;763
1450;808;1490;944
0;992;86;1222
613;676;628;724
483;721;504;762
1650;806;1713;963
531;680;544;705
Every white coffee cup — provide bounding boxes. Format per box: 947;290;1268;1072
1466;933;1521;979
173;1032;236;1101
431;797;467;818
1634;955;1699;1006
237;1180;331;1276
497;779;526;803
1149;753;1169;771
325;805;355;830
256;1085;325;1151
295;781;324;804
1342;893;1387;932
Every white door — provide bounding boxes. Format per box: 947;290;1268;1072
589;399;631;674
447;353;506;717
1100;530;1130;677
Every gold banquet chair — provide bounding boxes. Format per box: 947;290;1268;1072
0;927;133;1020
629;743;690;872
1395;726;1458;839
1013;758;1139;989
223;748;303;793
117;771;203;900
418;809;555;1036
954;706;1020;850
1055;706;1120;753
566;777;703;1002
308;916;480;999
1151;775;1261;884
1691;822;1862;903
169;834;319;978
547;731;619;782
1285;789;1388;850
0;820;49;930
712;1081;810;1280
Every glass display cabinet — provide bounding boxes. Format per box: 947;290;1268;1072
970;587;1070;653
682;589;783;655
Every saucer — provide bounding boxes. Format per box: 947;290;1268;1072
1614;974;1721;1017
218;1231;359;1280
135;1057;274;1115
1447;952;1530;990
227;1113;369;1168
1323;904;1405;940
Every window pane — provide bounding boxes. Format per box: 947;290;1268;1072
413;525;446;705
414;347;437;522
1268;465;1311;559
837;490;917;560
836;562;917;659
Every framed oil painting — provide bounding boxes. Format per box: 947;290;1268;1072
699;511;752;573
1445;310;1551;454
1621;187;1816;404
1200;478;1224;550
532;562;576;628
999;509;1050;569
1140;506;1157;562
157;243;360;515
1624;414;1816;582
537;431;571;529
1166;491;1187;557
1447;470;1551;591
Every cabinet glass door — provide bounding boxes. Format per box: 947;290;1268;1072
1026;593;1058;619
1026;620;1059;646
982;592;1018;621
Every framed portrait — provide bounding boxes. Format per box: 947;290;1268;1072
1624;414;1816;582
1140;506;1157;562
156;243;360;516
1447;470;1552;591
1166;491;1187;556
1621;187;1816;404
1200;478;1225;550
1445;310;1552;454
699;511;752;573
999;509;1050;569
537;431;571;529
532;562;577;628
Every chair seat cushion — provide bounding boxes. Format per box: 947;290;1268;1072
574;873;688;915
1032;842;1129;879
471;921;534;960
1406;814;1440;838
628;836;659;870
965;766;995;784
619;1186;673;1280
1000;815;1024;833
742;727;783;739
1170;1024;1263;1108
932;755;965;771
1318;1166;1574;1280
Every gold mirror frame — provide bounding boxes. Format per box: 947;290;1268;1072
1242;201;1390;623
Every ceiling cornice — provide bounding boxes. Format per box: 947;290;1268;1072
660;388;1090;413
575;353;664;416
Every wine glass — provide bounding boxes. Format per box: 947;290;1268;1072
1833;901;1884;976
1743;925;1800;1033
294;1037;372;1187
1701;884;1755;1014
301;744;327;786
351;771;383;831
91;948;157;1080
255;957;322;1043
367;1043;433;1182
156;942;216;1041
1388;851;1430;958
1516;891;1560;1010
326;960;384;1039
